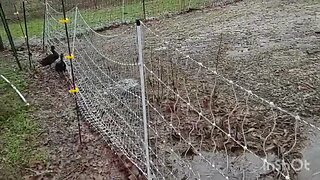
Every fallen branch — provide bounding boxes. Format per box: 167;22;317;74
0;74;29;106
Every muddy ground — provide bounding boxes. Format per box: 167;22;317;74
103;0;320;121
7;0;319;179
17;52;129;180
77;0;319;179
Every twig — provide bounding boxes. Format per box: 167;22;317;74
312;171;320;177
25;168;54;176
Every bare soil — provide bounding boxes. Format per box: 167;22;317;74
17;0;319;179
85;0;320;179
20;52;129;180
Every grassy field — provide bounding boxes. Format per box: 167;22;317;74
0;57;45;179
0;0;209;42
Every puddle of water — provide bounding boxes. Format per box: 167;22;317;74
170;151;277;180
170;135;320;180
168;132;320;179
297;132;320;180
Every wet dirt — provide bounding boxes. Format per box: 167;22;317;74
95;0;320;179
18;0;320;179
20;51;129;180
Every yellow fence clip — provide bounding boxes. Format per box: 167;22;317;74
69;86;79;94
59;18;70;24
65;54;75;60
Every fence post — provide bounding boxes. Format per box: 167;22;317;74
0;33;4;51
136;19;151;179
71;7;78;80
0;3;22;70
60;0;82;144
142;0;146;20
23;1;32;69
122;0;125;22
13;5;26;38
42;0;47;51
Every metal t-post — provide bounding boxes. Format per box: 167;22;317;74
122;0;125;22
42;0;47;51
0;3;22;70
0;33;4;51
61;0;82;144
136;19;151;180
142;0;146;20
13;4;25;38
23;1;32;69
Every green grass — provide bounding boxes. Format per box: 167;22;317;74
0;0;208;42
75;0;210;27
0;18;43;39
0;59;46;179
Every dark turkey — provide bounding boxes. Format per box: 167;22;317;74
55;53;66;74
40;45;59;67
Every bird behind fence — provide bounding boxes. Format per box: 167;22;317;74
40;45;59;67
55;53;66;74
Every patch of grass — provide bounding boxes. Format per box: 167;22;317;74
0;18;43;42
80;0;210;27
0;0;208;41
0;58;46;179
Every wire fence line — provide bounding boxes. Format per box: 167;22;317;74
0;0;241;49
45;3;319;180
3;0;238;24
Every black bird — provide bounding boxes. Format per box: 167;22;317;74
40;45;59;67
55;54;66;75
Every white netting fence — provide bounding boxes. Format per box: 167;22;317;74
44;3;320;180
46;3;151;176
